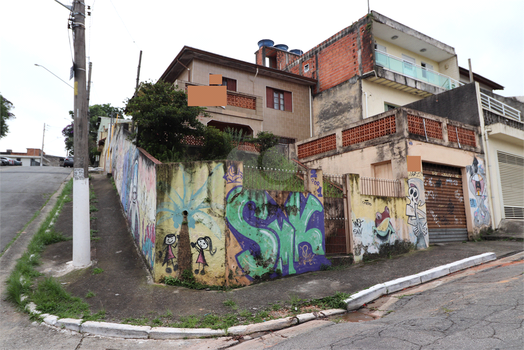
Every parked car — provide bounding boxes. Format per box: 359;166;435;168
0;157;14;165
63;156;74;167
13;159;22;166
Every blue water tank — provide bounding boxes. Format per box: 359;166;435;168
290;49;303;55
274;44;289;51
257;39;274;48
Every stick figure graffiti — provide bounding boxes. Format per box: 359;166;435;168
162;234;179;273
191;236;216;275
406;177;428;249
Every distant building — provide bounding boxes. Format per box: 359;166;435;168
0;148;63;166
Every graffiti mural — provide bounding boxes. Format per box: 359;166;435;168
155;162;226;284
102;126;157;270
406;176;428;249
226;186;330;280
161;234;179;273
466;157;490;228
191;236;216;275
372;206;396;241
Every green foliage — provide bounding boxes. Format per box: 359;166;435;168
85;291;96;298
125;80;206;162
0;94;15;139
92;268;104;275
62;103;122;163
223;299;238;310
201;126;233;160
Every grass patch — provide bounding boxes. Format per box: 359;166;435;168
162;269;237;291
89;205;98;213
85;290;96;298
223;299;238;310
4;179;100;320
92;268;104;275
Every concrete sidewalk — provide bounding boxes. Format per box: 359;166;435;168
32;175;524;334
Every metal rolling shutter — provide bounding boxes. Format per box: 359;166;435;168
423;163;468;243
498;151;524;219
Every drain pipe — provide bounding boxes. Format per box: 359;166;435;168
475;82;496;230
309;86;313;137
363;91;369;119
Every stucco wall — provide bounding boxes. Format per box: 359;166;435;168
362;79;422;118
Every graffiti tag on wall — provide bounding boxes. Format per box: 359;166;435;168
226;186;330;280
406;176;428;249
466;157;490;227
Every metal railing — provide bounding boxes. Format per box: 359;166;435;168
480;93;521;122
375;50;462;91
360;177;404;198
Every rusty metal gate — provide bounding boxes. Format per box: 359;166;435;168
323;174;347;255
423;163;468;243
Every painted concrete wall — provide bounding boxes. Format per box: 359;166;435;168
155;161;227;286
225;162;330;285
362;79;422;118
466;156;491;231
102;125;158;271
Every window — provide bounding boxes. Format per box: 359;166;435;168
385;103;398;111
222;77;237;91
402;54;415;77
375;43;387;53
421;62;433;79
266;87;292;111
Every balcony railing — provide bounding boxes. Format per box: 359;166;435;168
375;50;461;91
480;93;521;122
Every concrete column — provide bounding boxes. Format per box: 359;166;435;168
73;175;91;267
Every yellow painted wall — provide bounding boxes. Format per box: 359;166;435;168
154;161;227;285
362;79;422;117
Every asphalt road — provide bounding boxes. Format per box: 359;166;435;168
235;253;524;350
0;166;71;253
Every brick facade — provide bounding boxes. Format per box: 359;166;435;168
447;125;476;147
342;116;396;146
407;115;444;140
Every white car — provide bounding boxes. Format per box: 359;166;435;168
0;157;15;165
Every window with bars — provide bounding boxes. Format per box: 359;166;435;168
266;87;292;112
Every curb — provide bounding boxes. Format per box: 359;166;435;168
344;252;496;310
23;252;497;340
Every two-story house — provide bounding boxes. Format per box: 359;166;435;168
255;11;462;136
159;46;317;149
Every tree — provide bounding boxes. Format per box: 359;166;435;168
125;80;206;162
0;94;15;139
62;104;122;162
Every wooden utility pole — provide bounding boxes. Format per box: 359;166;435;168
72;0;91;267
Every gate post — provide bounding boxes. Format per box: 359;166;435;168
343;174;353;255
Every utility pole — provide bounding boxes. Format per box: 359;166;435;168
40;123;45;167
72;0;91;267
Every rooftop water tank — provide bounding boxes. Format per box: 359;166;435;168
257;39;274;48
290;49;303;55
274;44;289;51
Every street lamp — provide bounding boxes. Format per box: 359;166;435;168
34;64;73;89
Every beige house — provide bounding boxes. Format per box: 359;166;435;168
159;46;316;145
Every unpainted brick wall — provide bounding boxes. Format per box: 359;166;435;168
342;116;396;147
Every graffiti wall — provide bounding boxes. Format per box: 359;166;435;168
466;156;491;230
225;162;330;285
102;125;159;271
154;161;227;285
406;173;429;249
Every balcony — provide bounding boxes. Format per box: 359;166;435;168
374;50;461;92
481;93;521;122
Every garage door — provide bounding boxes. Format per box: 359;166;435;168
423;163;468;243
498;151;524;219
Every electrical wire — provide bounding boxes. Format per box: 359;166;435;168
108;0;140;49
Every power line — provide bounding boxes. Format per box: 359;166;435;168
108;0;140;49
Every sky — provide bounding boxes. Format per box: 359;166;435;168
1;0;523;157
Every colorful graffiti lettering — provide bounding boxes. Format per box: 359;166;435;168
406;176;428;249
226;186;330;280
161;234;179;273
310;170;323;198
372;206;395;241
223;164;243;184
191;236;216;275
466;157;490;227
157;164;224;240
